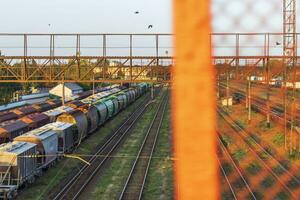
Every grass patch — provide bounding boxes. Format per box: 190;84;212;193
287;150;300;161
233;149;247;162
221;191;235;200
90;90;167;200
259;120;273;131
287;178;300;189
142;99;173;200
246;162;261;175
260;176;275;189
17;93;150;200
273;165;285;175
235;120;246;129
260;152;269;160
232;177;246;189
272;133;285;147
220;135;232;147
275;191;289;200
222;162;233;175
249;190;263;200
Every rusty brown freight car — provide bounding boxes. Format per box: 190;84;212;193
0;120;29;143
46;99;62;107
0;111;19;123
12;106;37;117
20;113;50;130
32;102;53;112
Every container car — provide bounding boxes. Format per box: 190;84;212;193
0;120;29;143
14;127;58;168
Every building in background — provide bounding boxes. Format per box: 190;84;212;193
49;83;83;100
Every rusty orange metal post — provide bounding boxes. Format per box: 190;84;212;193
173;0;219;199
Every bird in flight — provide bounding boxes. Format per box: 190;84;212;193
135;11;139;14
148;25;153;29
48;24;51;27
276;42;281;45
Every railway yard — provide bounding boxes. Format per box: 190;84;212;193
217;79;300;200
3;0;300;199
0;83;173;200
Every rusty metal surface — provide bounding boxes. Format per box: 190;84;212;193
0;33;173;83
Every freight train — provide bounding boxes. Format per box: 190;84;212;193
0;86;124;144
0;83;149;199
0;86;117;124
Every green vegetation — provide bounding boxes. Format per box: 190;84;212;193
222;162;233;175
275;191;289;200
287;149;300;161
220;135;232;147
249;190;263;200
221;191;234;200
17;93;150;200
232;177;245;189
287;178;300;189
235;120;246;129
246;162;261;175
0;83;22;104
260;152;269;160
233;149;247;162
273;165;285;175
259;120;273;131
260;176;275;189
89;90;166;200
272;133;285;147
142;103;173;200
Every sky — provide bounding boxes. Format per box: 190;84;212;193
0;0;173;57
0;0;172;33
0;0;297;57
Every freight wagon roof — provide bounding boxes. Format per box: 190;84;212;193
65;100;85;108
12;106;36;114
0;112;18;123
21;113;49;123
0;120;28;134
44;106;74;117
18;127;56;140
0;141;36;155
44;122;73;131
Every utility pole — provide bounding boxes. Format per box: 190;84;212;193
283;0;297;151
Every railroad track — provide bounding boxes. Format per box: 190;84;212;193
51;89;161;200
217;132;253;200
218;108;300;199
118;91;169;200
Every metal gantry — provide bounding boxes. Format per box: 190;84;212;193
283;0;297;150
0;34;173;83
